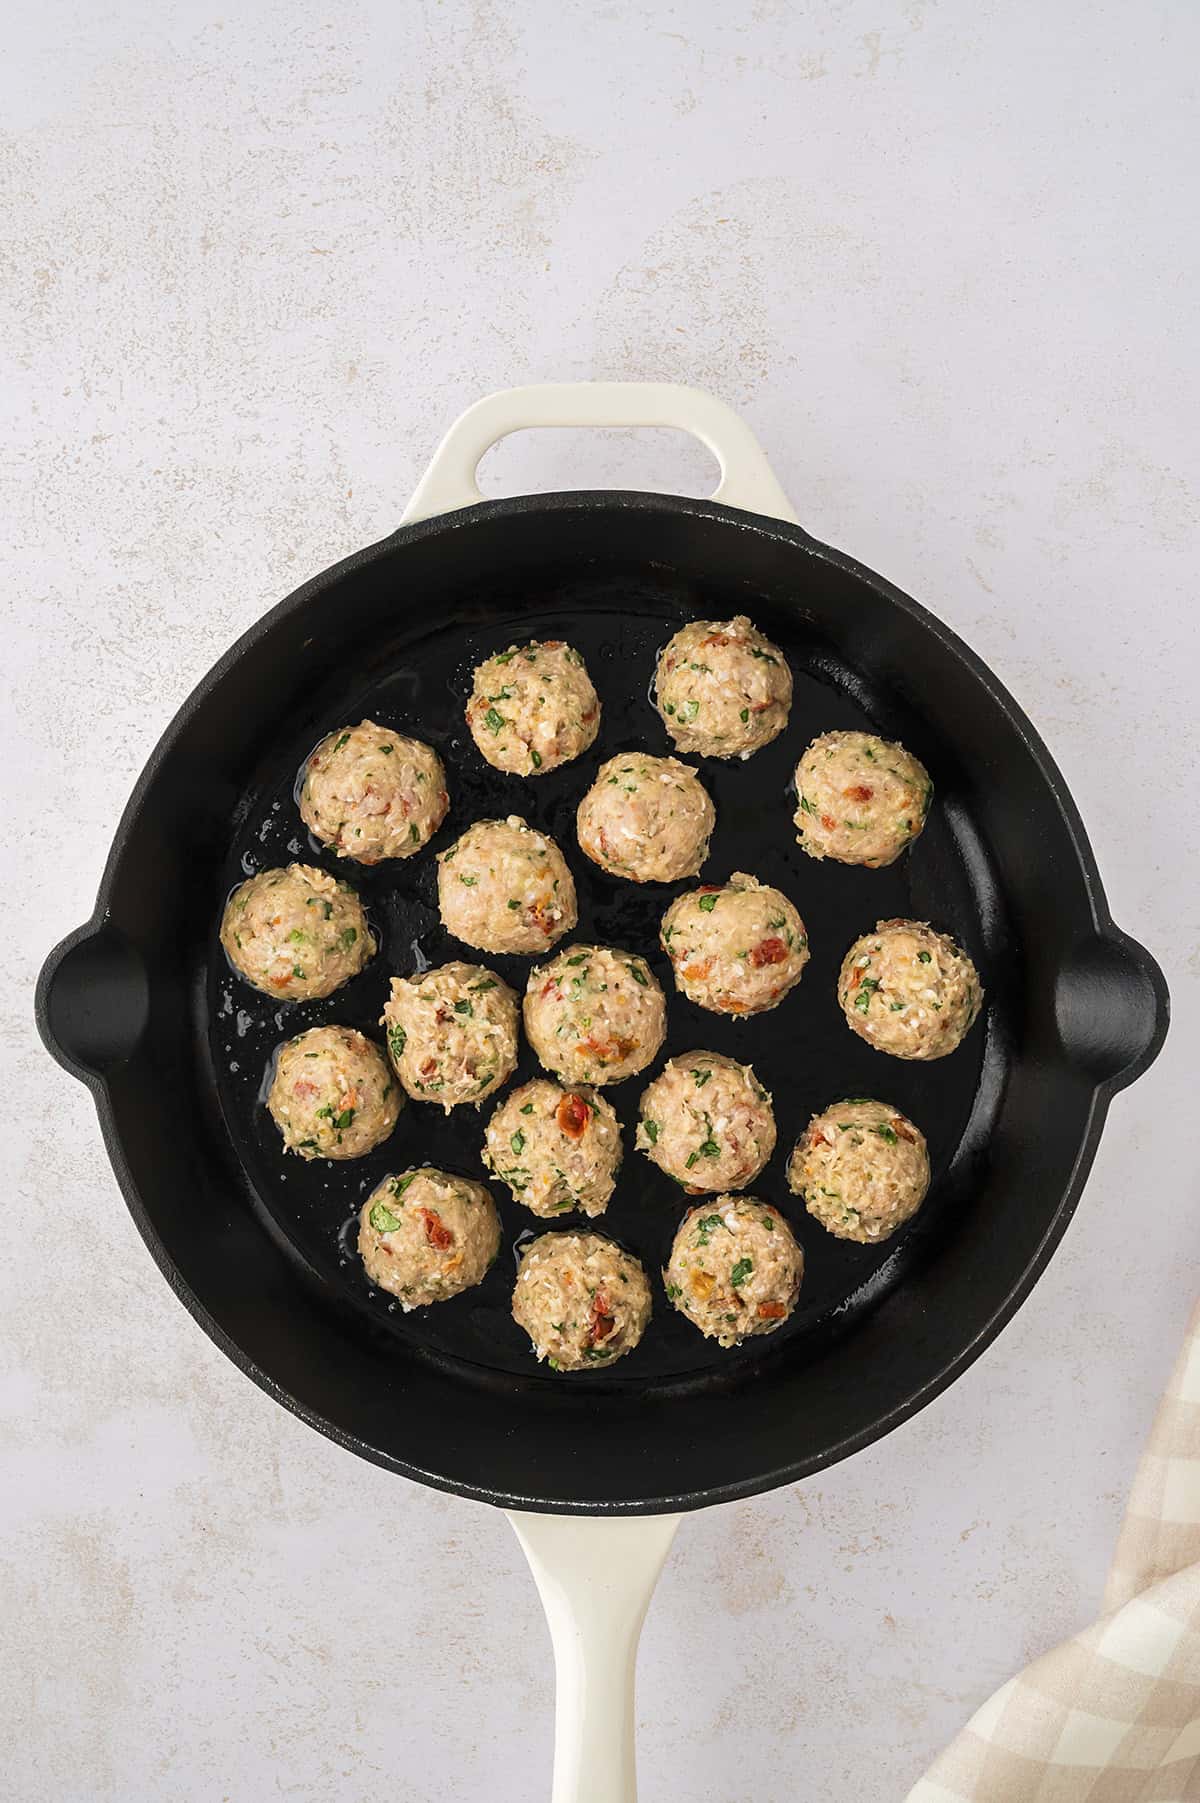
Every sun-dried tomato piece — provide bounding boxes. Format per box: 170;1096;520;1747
557;1093;591;1139
757;1300;787;1320
749;937;787;968
844;784;874;803
589;1293;615;1342
419;1209;454;1251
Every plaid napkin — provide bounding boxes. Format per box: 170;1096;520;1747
908;1300;1200;1802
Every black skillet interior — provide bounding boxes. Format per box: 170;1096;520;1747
210;580;999;1388
38;495;1169;1511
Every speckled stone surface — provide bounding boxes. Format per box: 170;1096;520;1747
4;2;1198;1798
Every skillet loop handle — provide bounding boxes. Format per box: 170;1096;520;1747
401;383;798;526
508;1510;681;1803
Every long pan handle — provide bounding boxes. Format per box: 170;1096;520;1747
507;1511;682;1803
401;382;798;526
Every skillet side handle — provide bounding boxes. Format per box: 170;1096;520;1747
1055;928;1170;1092
507;1510;681;1803
401;383;798;526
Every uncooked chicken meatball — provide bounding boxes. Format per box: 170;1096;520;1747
438;817;577;955
794;730;931;868
483;1078;621;1218
359;1167;501;1309
654;614;792;759
839;919;983;1060
664;1197;803;1348
382;961;518;1110
267;1025;400;1160
220;863;373;1002
466;639;600;776
576;753;715;884
788;1098;930;1243
299;720;448;863
524;946;666;1087
636;1053;775;1193
660;872;809;1015
512;1232;651;1370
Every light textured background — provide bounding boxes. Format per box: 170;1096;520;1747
4;2;1198;1798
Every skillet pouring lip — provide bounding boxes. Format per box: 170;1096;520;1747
35;490;1170;1514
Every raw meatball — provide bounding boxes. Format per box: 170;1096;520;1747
466;639;600;776
794;730;931;868
438;817;577;955
636;1053;775;1193
267;1025;400;1160
654;614;792;759
220;863;373;1002
299;720;448;863
664;1197;803;1348
359;1167;501;1309
839;919;983;1060
524;946;666;1087
576;754;715;884
512;1232;651;1371
382;961;518;1110
483;1079;621;1218
660;872;809;1015
788;1098;930;1243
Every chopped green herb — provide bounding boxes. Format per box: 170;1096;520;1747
627;962;649;986
642;1119;659;1144
678;698;700;722
695;1213;725;1246
484;707;505;733
507;898;520;909
459;874;478;886
666;1283;682;1300
379;744;394;754
410;823;420;843
469;977;497;993
698;893;718;913
739;707;749;722
453;999;473;1017
730;1257;753;1287
566;953;588;966
339;926;357;950
854;978;880;1014
493;649;517;665
292;965;306;979
692;1068;712;1087
750;647;778;666
511;1130;526;1155
387;1023;407;1061
761;1213;775;1230
369;1201;403;1233
333;1108;355;1131
530;748;542;769
918;949;932;963
875;1124;898;1145
332;731;351;752
520;1102;534;1114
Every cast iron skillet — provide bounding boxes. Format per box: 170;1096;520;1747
36;389;1168;1517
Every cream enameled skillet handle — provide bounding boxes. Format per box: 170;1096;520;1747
508;1511;681;1803
401;382;798;525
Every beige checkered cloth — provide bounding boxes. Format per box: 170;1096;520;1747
909;1301;1200;1801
